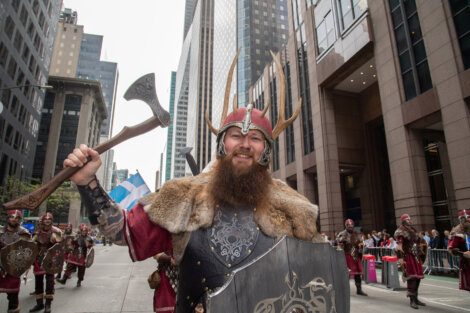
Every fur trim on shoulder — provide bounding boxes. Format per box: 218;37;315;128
141;173;214;234
254;179;319;242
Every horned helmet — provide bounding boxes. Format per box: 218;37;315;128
205;51;301;167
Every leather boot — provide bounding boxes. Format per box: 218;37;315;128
409;296;419;309
76;280;82;287
29;300;44;312
44;303;51;313
44;299;52;313
415;296;426;306
57;277;67;285
355;284;368;296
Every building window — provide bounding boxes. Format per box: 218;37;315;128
449;0;470;69
0;42;9;67
389;0;432;101
316;10;335;55
338;0;366;30
292;1;315;155
284;61;296;164
269;67;280;172
424;141;451;231
4;16;15;39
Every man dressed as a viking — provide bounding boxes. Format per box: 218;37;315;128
56;223;74;281
448;209;470;292
30;212;62;313
394;214;426;309
64;54;324;313
57;223;94;287
336;219;367;296
0;210;32;313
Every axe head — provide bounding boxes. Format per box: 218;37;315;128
179;147;193;157
124;73;170;127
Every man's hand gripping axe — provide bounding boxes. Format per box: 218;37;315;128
2;73;170;211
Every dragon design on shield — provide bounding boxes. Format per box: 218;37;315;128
254;272;337;313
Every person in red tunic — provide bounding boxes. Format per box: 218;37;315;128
448;209;470;291
0;210;31;313
394;214;425;309
29;212;62;313
57;223;94;287
56;223;74;281
336;219;367;296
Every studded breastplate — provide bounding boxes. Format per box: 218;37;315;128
176;205;276;313
0;228;20;247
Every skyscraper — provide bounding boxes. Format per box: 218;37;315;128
0;0;62;185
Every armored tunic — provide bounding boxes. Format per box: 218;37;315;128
0;225;31;293
176;205;276;312
32;226;62;275
66;234;93;266
336;229;363;276
448;223;470;291
394;225;424;280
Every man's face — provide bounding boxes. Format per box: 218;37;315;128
42;216;52;227
346;222;354;231
223;127;266;171
403;217;412;226
7;215;20;228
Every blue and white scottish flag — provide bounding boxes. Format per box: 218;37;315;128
109;172;151;211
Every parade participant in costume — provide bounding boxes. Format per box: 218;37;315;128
0;210;32;313
148;253;178;313
448;209;470;291
64;53;323;313
336;219;367;296
56;223;74;280
394;214;425;309
57;223;94;287
30;212;62;313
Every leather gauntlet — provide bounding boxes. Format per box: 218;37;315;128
77;177;124;243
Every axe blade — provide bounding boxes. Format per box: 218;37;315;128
124;73;170;127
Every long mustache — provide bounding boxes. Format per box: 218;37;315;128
230;148;254;158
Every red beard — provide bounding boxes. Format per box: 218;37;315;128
209;149;272;207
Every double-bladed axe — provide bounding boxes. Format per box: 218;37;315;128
2;73;170;211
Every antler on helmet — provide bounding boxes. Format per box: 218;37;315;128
205;50;301;140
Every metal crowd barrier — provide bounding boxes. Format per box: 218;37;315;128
363;247;460;275
423;248;460;274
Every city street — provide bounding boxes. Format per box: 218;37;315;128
2;244;469;313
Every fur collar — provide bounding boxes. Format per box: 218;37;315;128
140;170;320;262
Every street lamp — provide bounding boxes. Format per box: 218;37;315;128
0;84;53;91
0;84;53;114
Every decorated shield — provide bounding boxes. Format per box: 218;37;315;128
41;242;65;274
86;247;94;268
0;238;38;277
205;236;350;313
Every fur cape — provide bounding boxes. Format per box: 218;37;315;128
140;170;321;263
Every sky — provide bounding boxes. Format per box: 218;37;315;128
62;0;185;191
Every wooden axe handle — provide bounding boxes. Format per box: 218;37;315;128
2;115;163;211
